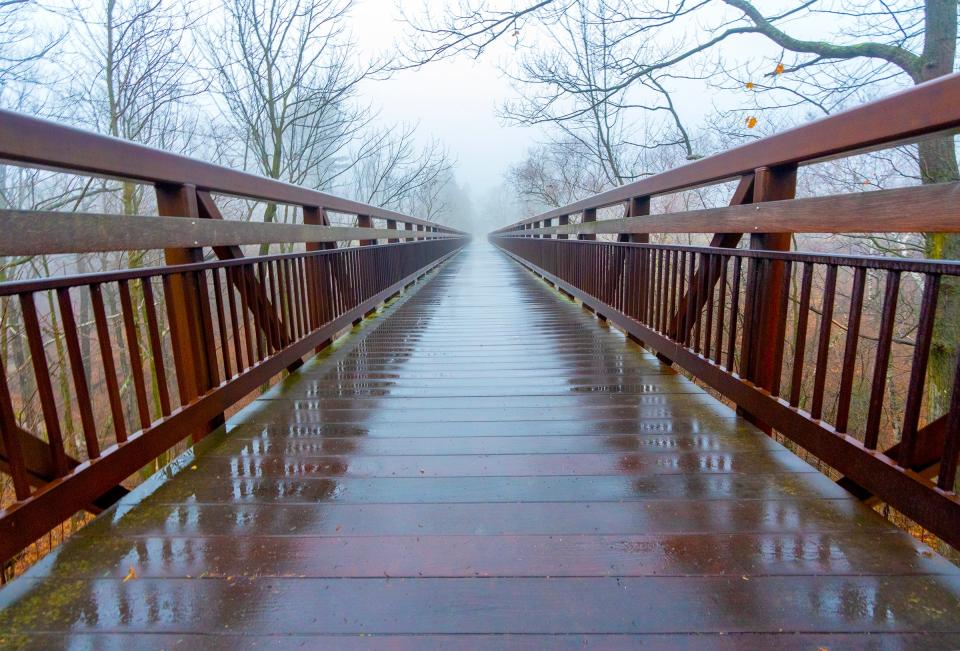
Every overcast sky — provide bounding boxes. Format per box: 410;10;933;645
351;1;540;198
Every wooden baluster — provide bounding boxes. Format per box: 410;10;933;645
209;268;232;381
864;271;901;449
193;270;221;390
0;353;30;499
238;264;262;362
89;284;128;443
768;260;793;399
712;256;729;366
725;257;742;372
141;278;172;417
834;267;867;432
56;287;99;458
224;266;246;373
118;280;152;430
702;254;716;358
738;256;762;378
938;350;960;491
20;293;68;474
810;265;839;421
899;274;940;467
789;263;814;408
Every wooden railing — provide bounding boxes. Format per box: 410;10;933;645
491;73;960;550
0;112;467;566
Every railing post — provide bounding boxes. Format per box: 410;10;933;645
618;197;650;243
739;165;797;431
155;182;222;441
406;222;415;241
579;209;596;240
387;219;399;244
557;215;569;240
304;206;336;351
358;214;375;246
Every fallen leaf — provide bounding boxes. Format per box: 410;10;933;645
123;566;137;582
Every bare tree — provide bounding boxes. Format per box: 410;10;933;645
204;0;381;241
69;0;201;217
350;124;451;210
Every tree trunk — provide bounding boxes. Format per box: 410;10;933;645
919;0;959;417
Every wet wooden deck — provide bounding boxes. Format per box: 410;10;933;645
2;241;960;649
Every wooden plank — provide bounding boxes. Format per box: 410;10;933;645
3;575;959;634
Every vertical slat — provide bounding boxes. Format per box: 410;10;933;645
20;293;68;474
117;280;152;431
725;257;742;372
278;258;293;340
239;265;262;362
768;260;793;399
225;266;245;373
55;287;99;459
899;274;940;468
834;267;867;432
89;284;128;444
193;270;221;389
810;265;838;421
210;268;232;380
713;256;729;366
162;273;192;406
789;263;814;408
667;251;679;335
864;271;901;449
141;278;172;417
257;261;274;353
938;349;960;491
702;254;716;359
738;257;761;378
0;349;32;499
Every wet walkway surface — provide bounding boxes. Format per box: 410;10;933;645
1;241;959;649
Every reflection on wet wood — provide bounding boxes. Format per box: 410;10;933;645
1;241;958;646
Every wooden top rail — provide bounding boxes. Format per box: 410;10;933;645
503;183;960;236
494;73;960;233
0;109;464;235
0;210;460;256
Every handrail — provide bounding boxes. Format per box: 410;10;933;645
495;72;960;232
0;109;464;234
0;209;459;256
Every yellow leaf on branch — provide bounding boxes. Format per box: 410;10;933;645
774;63;785;75
123;566;137;582
745;81;754;90
745;116;758;129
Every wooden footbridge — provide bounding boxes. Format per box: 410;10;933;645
2;77;960;648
